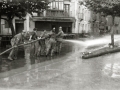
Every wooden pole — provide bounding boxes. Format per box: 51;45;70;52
111;33;114;47
0;38;43;56
111;16;115;47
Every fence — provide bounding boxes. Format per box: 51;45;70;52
0;35;12;48
0;24;12;48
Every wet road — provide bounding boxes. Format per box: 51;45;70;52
0;35;120;90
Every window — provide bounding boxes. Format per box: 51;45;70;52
82;24;84;31
64;4;70;14
48;0;64;10
5;20;9;28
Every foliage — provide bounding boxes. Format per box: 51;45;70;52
0;0;49;36
81;0;120;16
0;0;49;19
80;0;120;47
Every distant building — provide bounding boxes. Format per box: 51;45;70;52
77;0;120;35
1;0;120;37
77;0;107;35
76;0;92;35
0;0;83;36
0;0;76;47
31;0;76;34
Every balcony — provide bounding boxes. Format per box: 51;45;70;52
37;10;70;17
32;9;76;22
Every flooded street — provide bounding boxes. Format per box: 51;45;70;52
0;35;120;90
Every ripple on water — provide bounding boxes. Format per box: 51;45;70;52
103;63;120;78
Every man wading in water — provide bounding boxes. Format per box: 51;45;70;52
8;30;26;60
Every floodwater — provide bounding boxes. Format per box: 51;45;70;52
0;35;120;90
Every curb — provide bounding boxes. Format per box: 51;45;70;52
82;46;120;59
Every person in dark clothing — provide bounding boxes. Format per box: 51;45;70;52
8;30;26;60
29;28;38;40
29;28;39;56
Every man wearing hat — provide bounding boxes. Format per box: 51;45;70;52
56;26;64;54
8;30;26;60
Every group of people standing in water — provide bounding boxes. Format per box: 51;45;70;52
8;26;64;60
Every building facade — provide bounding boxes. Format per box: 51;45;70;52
0;0;77;47
77;0;120;35
1;0;120;37
0;0;77;35
75;0;92;35
32;0;76;34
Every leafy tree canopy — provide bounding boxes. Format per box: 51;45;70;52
81;0;120;16
0;0;49;36
80;0;120;47
0;0;49;19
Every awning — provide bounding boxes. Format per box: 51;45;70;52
32;17;76;22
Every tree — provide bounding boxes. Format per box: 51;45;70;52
0;0;49;37
81;0;120;47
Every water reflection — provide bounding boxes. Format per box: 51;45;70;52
34;58;39;80
24;43;37;84
25;52;31;83
103;63;120;78
0;41;73;76
0;59;12;72
0;50;39;89
26;57;40;83
1;36;120;89
103;53;120;78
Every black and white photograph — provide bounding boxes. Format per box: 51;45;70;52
1;0;120;90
